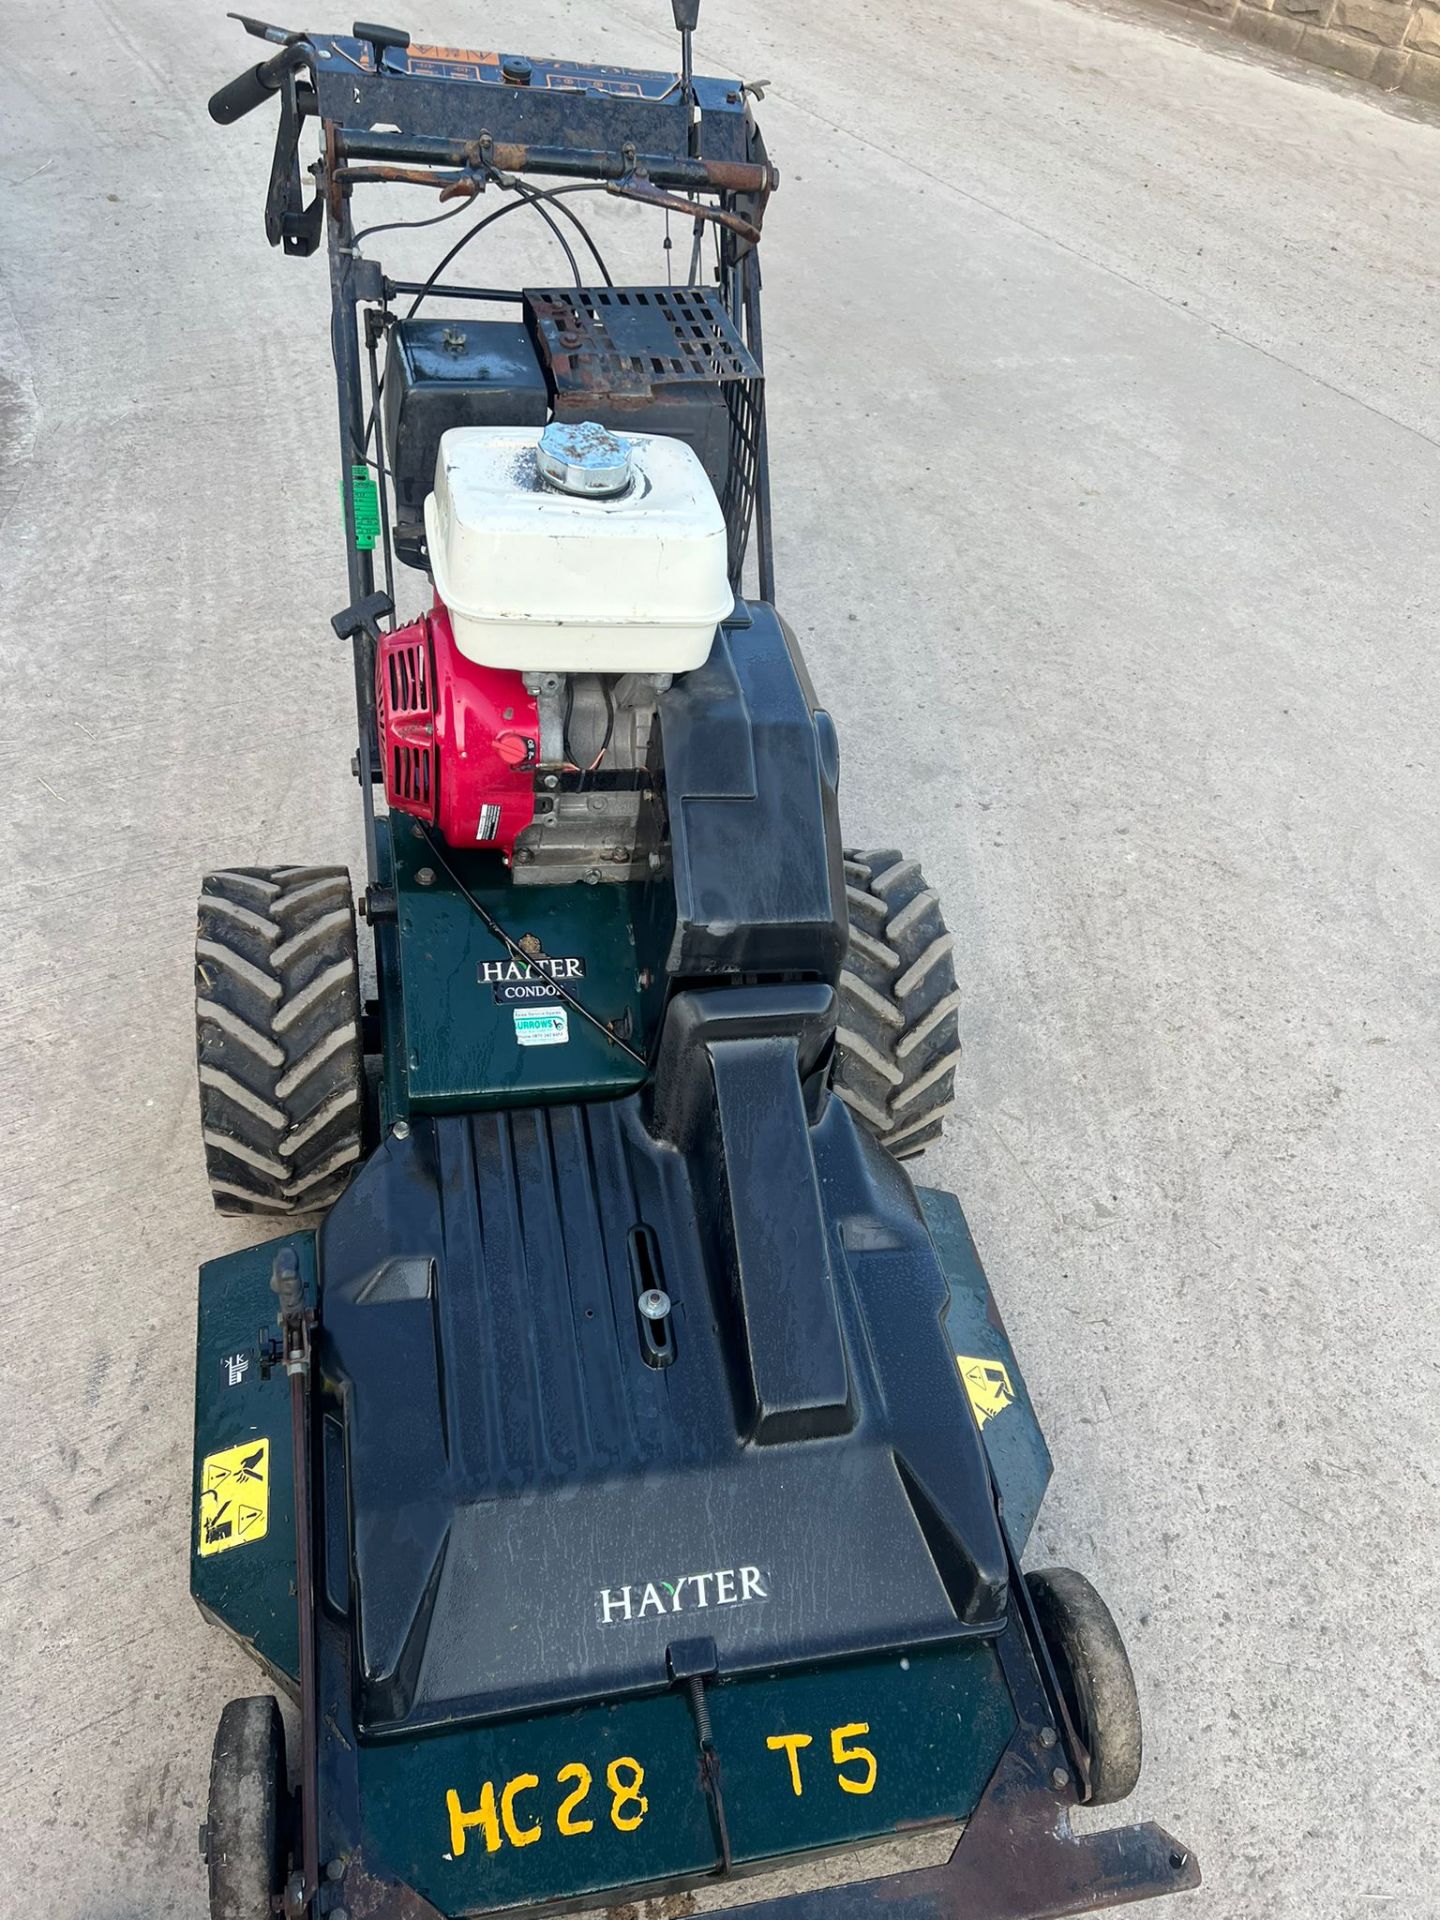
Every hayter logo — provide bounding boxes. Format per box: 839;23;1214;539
479;948;587;1005
596;1566;769;1626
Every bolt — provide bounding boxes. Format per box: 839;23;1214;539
638;1289;671;1321
587;795;606;813
1050;1767;1071;1792
1038;1726;1058;1750
638;969;653;988
411;821;425;840
543;773;560;791
1169;1850;1190;1873
584;868;602;885
610;847;630;863
326;1858;346;1882
416;867;435;887
392;1119;411;1140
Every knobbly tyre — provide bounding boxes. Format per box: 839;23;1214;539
190;11;1200;1919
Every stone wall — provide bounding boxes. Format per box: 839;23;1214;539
1166;0;1440;102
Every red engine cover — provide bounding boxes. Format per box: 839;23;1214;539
375;600;538;855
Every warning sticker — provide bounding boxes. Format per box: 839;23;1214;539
956;1355;1016;1430
198;1438;270;1558
513;1006;569;1047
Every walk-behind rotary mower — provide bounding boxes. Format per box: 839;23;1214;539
190;12;1199;1919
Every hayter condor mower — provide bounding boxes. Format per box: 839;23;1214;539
190;11;1200;1919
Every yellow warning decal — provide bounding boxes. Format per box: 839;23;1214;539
198;1438;270;1558
956;1355;1016;1430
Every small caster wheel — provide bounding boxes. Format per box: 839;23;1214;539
205;1695;289;1920
1026;1566;1143;1806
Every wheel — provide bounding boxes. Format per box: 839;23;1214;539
1026;1566;1143;1805
833;848;962;1158
204;1695;288;1920
194;866;364;1214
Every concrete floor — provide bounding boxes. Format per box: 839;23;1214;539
2;0;1439;1914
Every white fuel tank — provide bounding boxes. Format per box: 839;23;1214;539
424;423;733;674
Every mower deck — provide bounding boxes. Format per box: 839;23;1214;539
194;1119;1196;1918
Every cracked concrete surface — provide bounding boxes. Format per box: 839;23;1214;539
1;0;1438;1915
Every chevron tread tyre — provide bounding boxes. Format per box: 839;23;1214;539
194;866;363;1215
834;848;961;1159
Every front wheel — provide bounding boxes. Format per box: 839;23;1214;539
1026;1566;1144;1806
203;1695;289;1920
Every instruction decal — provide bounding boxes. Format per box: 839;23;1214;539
956;1355;1016;1430
198;1437;270;1558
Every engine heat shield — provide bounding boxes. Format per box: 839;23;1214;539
376;602;537;854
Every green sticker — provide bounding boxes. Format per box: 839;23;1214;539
513;1007;569;1048
344;464;380;551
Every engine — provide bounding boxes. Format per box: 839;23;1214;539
376;419;733;885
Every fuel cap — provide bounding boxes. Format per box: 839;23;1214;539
535;420;632;498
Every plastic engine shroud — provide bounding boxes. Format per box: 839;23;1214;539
376;599;538;854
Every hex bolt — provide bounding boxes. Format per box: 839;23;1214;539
392;1119;411;1140
416;867;435;887
543;773;560;791
638;1289;671;1321
411;821;425;839
1038;1726;1058;1750
1050;1766;1071;1792
326;1858;346;1882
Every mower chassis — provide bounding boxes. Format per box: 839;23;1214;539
192;25;1200;1920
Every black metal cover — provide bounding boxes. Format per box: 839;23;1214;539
381;317;549;567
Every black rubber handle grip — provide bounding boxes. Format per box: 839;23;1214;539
208;58;278;123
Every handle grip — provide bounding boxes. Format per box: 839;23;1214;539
208;42;305;124
208;60;276;123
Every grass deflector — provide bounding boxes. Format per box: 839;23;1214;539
190;13;1201;1919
